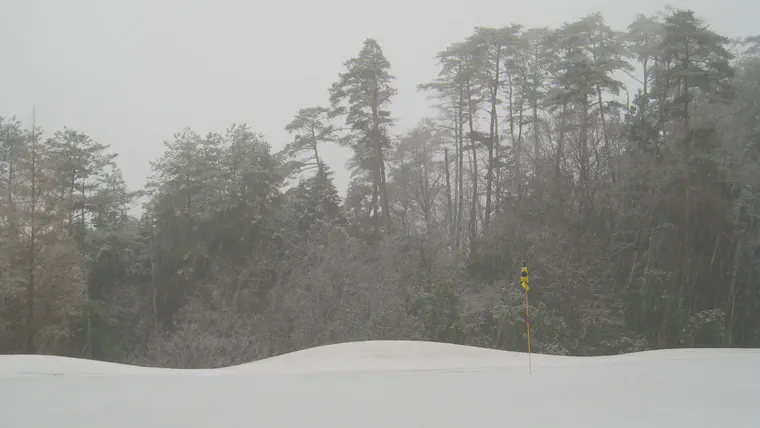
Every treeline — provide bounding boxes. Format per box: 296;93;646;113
1;8;759;367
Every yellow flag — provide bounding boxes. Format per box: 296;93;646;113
521;262;529;291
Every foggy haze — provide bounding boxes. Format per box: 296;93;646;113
2;0;757;199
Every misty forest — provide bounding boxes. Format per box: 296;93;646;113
2;8;760;367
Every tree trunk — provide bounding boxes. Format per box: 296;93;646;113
579;94;591;225
533;81;541;204
25;111;38;354
456;83;465;253
466;81;479;250
596;85;613;183
444;148;453;240
516;78;526;205
484;48;500;230
378;143;392;235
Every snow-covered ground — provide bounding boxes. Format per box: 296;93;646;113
2;341;759;427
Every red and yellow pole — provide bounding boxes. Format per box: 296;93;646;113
521;262;532;374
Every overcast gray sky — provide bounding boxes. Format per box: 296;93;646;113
2;0;757;208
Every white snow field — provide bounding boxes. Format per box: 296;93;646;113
2;341;759;428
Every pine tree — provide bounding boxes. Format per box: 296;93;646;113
330;39;396;236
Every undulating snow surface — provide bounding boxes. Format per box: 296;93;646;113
2;341;759;427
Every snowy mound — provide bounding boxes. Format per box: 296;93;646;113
0;354;172;376
222;340;572;373
2;341;759;428
224;340;760;373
